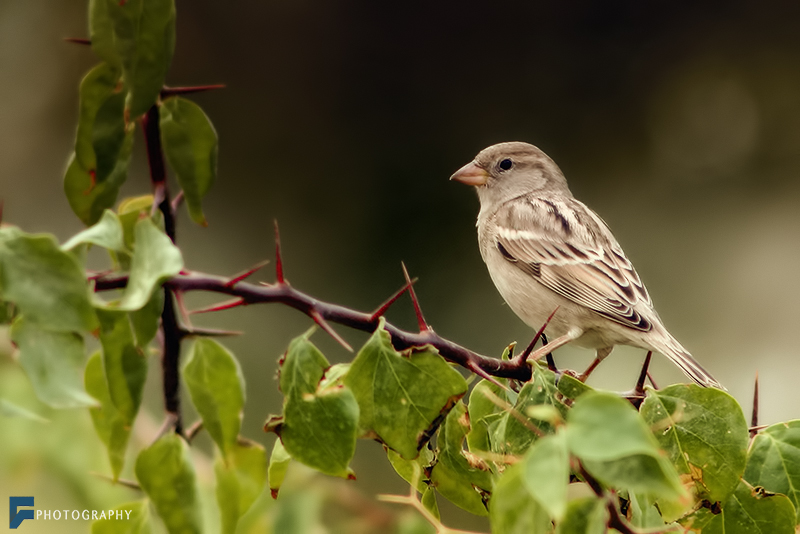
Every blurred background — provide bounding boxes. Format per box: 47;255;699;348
2;0;800;532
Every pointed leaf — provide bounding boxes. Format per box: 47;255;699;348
567;391;686;501
97;309;147;424
93;91;129;183
102;0;176;117
555;497;608;534
521;432;569;521
491;367;561;456
744;420;800;522
466;378;510;455
0;399;48;423
64;123;133;226
88;1;122;68
641;384;748;503
429;401;493;515
135;433;202;534
160;97;218;226
74;62;122;171
387;445;434;494
344;321;468;459
489;460;553;533
273;333;358;478
85;351;130;479
183;338;245;455
12;317;96;408
215;439;267;534
129;289;163;348
0;229;97;332
110;218;182;311
62;210;127;252
700;480;796;534
268;439;292;497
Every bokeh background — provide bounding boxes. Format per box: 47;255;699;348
2;1;800;532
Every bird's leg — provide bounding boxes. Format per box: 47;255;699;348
578;346;613;382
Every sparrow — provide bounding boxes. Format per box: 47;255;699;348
451;141;721;389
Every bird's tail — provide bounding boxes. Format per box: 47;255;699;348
652;336;724;390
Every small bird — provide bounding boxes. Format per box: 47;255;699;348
451;141;721;389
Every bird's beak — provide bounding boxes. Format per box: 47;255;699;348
450;161;489;186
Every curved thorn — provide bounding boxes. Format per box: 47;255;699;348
190;298;246;314
310;310;353;352
750;371;759;438
160;84;226;98
401;262;429;332
64;37;92;46
226;259;271;288
369;277;417;323
274;220;285;284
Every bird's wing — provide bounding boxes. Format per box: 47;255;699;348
493;196;655;332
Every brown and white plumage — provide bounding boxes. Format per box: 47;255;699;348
451;141;721;389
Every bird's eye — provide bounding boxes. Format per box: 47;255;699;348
498;158;513;171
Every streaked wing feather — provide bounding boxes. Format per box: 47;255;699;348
495;197;654;332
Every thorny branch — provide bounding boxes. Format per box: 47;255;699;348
93;269;536;382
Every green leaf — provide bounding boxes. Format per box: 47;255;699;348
700;481;796;534
429;401;493;516
91;501;152;534
344;321;468;459
271;333;359;478
421;486;440;522
103;0;176;117
0;229;97;332
114;195;154;270
129;289;163;348
135;433;202;534
268;439;292;497
183;338;245;455
567;391;685;501
12;317;96;408
215;439;267;534
75;62;123;171
387;445;434;494
555;497;608;534
491;367;560;456
627;491;668;529
89;1;121;68
109;218;182;311
521;432;569;521
93;91;129;184
744;420;800;521
640;384;748;503
489;460;553;534
96;309;147;425
556;373;593;401
466;378;510;455
85;351;131;479
64;125;134;226
62;210;127;253
0;399;48;423
160;97;218;226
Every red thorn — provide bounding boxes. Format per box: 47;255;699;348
173;290;192;328
646;371;659;390
270;488;280;499
190;298;246;314
82;169;97;195
750;371;759;438
310;310;353;352
64;37;91;46
466;360;509;391
401;262;429;332
160;84;226;98
634;351;652;397
274;220;285;284
226;259;271;288
369;277;417;323
520;307;559;361
171;190;184;214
